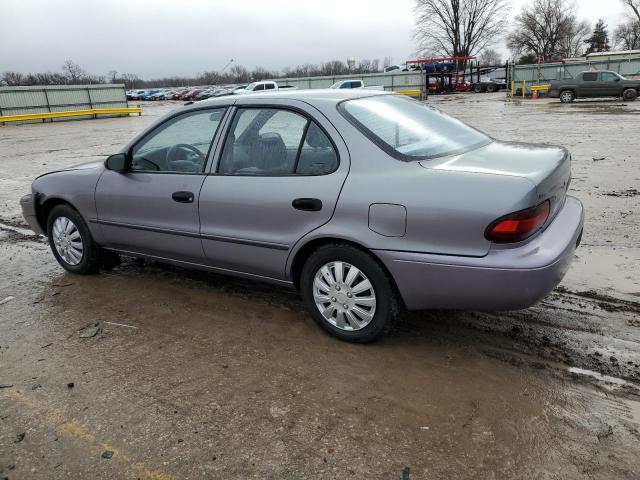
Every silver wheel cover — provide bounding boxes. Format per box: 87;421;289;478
312;261;377;331
52;216;84;266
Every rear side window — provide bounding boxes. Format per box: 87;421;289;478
218;108;338;176
340;94;490;161
296;122;338;174
265;83;276;90
582;72;598;81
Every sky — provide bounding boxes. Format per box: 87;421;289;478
0;0;633;79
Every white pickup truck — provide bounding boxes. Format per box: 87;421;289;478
234;81;296;94
329;79;385;90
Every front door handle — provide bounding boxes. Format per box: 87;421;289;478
292;198;322;212
172;191;194;203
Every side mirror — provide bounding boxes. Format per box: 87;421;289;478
105;153;130;172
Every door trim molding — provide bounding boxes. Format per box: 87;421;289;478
92;219;290;251
102;247;295;287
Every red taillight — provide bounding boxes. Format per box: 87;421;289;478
485;200;551;243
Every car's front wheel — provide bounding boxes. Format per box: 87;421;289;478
300;244;399;343
47;204;102;274
623;88;638;101
560;90;575;103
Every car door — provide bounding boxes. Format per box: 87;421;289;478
95;107;228;263
600;71;622;96
199;99;349;280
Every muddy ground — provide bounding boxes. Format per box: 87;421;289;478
1;93;639;479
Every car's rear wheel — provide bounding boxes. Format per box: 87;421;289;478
300;244;398;343
47;204;101;274
623;88;638;101
560;90;575;103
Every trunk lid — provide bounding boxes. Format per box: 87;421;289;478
419;140;571;225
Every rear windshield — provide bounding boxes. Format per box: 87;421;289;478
339;95;491;160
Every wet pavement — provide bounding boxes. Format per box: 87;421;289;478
1;94;639;479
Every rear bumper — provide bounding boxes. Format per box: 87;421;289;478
20;193;44;235
376;196;584;311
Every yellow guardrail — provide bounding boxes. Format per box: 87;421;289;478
530;85;550;92
0;107;142;124
510;81;551;98
397;89;422;96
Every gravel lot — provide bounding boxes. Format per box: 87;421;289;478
1;93;639;479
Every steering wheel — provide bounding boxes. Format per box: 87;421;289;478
166;144;204;164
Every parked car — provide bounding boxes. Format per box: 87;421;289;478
234;81;278;93
20;90;583;343
209;85;247;98
548;71;640;103
194;88;219;100
329;80;385;90
126;90;146;101
181;88;205;101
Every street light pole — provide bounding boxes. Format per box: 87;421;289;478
221;59;234;74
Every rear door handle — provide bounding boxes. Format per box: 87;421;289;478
172;191;194;203
292;198;322;212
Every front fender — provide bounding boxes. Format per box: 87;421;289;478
31;165;105;240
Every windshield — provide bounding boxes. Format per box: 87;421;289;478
329;81;342;89
339;95;491;160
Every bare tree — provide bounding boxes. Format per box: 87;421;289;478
615;20;640;49
560;19;591;58
478;48;502;65
320;60;348;76
507;0;590;61
622;0;640;21
229;65;250;83
61;60;86;84
414;0;510;60
2;71;25;86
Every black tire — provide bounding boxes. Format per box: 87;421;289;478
560;90;575;103
486;83;497;93
47;204;101;274
623;88;638;101
300;244;399;343
473;84;483;94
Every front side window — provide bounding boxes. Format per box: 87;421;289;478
339;94;490;160
601;72;621;82
218;108;338;176
131;109;225;173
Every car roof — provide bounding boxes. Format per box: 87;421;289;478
190;88;390;109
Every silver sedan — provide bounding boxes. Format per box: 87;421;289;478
21;90;584;342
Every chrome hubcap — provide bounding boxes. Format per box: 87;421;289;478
312;261;377;331
52;216;84;266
